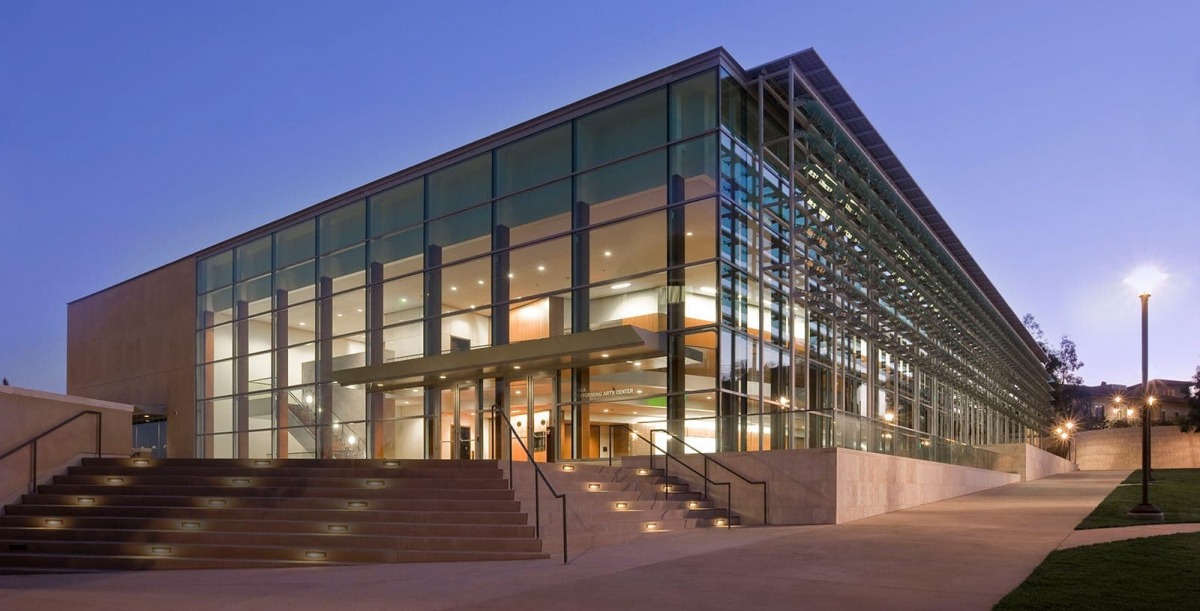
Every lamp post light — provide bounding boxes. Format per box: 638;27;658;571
1125;266;1166;520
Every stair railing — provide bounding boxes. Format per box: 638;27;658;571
650;428;769;524
492;404;568;564
614;424;733;529
0;410;102;493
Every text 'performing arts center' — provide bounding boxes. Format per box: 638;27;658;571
67;48;1052;466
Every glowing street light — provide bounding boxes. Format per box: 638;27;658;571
1124;266;1165;520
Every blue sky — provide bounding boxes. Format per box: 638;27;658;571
1;0;1197;392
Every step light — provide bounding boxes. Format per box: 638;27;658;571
587;484;601;491
327;524;349;533
44;519;64;527
365;480;384;488
348;501;368;509
305;551;327;560
645;522;658;531
254;460;271;466
614;502;628;510
637;469;649;476
383;461;400;467
688;501;700;509
714;519;728;527
207;499;227;507
232;478;250;485
181;521;201;530
76;497;95;505
561;465;575;472
151;546;172;555
106;477;124;484
132;459;149;466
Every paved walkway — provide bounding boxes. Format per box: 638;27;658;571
0;470;1129;611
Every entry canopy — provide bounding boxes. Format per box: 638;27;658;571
332;325;667;393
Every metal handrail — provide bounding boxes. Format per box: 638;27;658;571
491;405;568;564
0;410;103;494
614;424;733;529
650;428;769;524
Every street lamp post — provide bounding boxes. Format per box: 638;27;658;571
1125;267;1165;520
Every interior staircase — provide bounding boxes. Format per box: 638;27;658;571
0;457;547;573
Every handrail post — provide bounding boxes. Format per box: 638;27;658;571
535;472;541;538
95;412;102;458
29;439;37;494
727;486;733;530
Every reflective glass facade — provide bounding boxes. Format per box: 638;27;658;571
192;49;1050;463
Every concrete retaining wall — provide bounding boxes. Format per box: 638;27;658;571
981;443;1077;481
628;447;1019;525
1076;426;1200;470
0;386;133;507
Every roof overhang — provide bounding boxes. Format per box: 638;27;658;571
331;325;666;393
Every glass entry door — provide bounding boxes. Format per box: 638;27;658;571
435;380;496;460
507;375;556;462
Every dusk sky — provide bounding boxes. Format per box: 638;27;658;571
2;0;1197;394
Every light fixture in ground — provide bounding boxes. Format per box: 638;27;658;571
207;499;227;507
181;521;201;530
645;523;658;531
132;459;149;466
44;519;64;527
151;546;172;555
76;497;95;505
561;465;575;472
615;502;628;510
305;551;327;560
327;524;349;533
348;501;368;508
106;477;124;484
587;483;601;491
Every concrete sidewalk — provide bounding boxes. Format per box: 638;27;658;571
0;470;1128;611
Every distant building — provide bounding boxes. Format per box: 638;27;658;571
1098;379;1194;423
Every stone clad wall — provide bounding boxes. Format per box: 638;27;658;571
1075;426;1200;470
981;443;1077;481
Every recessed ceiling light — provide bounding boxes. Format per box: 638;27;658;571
336;313;343;317
356;308;363;313
611;282;631;290
477;279;485;285
601;353;609;358
508;273;515;278
401;298;408;303
604;250;612;257
450;286;457;291
686;231;694;236
298;321;306;326
537;265;545;271
513;365;521;370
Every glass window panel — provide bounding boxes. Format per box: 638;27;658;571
284;343;316;386
683;330;718;391
508;296;570;343
495;179;571;246
575;89;666;170
589;212;666;284
720;70;758;144
275;261;316;305
576;149;666;224
204;359;234;398
244;313;273;355
369;179;424;237
428;205;490;263
204;323;234;361
441;310;491;352
236;275;273;316
331;333;367;360
235;236;272;282
321;244;366;292
442;257;491;314
320;199;365;255
370;226;423;280
275;220;316;268
330;289;365;335
684;263;717;325
589;271;667;331
684;198;717;263
198;250;234;293
246;353;272;389
285;303;317;346
197;287;234;327
669;135;717;201
670;70;718;140
428;153;491;218
206;398;235;434
381;275;424;325
381;322;423;362
508;237;570;300
495;124;571;196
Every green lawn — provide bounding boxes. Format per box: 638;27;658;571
994;533;1200;610
1077;468;1200;529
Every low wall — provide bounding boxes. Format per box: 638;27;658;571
981;443;1077;481
0;386;133;507
1075;426;1200;470
626;447;1018;525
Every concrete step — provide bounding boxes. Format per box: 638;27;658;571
0;528;545;553
22;490;517;508
0;515;535;538
81;457;499;470
3;504;530;525
61;468;505;482
41;478;512;495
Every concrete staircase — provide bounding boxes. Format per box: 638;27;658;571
509;461;740;556
0;458;547;572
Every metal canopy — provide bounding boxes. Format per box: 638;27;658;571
331;325;667;392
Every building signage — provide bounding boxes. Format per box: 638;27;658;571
579;388;637;400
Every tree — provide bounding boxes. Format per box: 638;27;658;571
1023;314;1089;425
1188;364;1200;427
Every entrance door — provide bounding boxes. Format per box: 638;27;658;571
506;374;556;462
438;382;479;459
